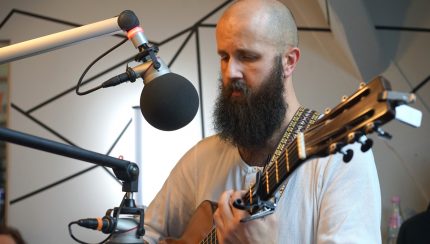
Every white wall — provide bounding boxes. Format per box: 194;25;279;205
326;0;430;240
1;1;221;243
0;0;428;243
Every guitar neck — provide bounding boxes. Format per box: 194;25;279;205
200;226;217;244
242;139;303;208
169;76;412;244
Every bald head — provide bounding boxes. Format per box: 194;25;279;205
218;0;298;52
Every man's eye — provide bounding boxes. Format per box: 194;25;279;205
219;55;229;61
239;55;257;61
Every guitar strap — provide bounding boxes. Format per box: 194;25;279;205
266;106;320;196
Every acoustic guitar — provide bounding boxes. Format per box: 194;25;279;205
160;76;420;244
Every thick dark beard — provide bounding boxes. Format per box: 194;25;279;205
214;56;287;149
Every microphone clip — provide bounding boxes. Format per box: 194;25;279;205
135;44;160;70
106;197;145;238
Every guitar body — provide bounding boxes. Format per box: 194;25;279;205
160;200;217;244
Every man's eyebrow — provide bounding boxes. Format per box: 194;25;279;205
217;50;226;55
236;49;261;57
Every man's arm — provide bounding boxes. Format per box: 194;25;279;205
316;144;382;243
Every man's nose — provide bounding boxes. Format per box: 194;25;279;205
225;58;243;81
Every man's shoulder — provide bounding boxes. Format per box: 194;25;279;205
185;134;238;163
195;134;232;149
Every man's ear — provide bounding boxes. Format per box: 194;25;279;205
283;47;300;77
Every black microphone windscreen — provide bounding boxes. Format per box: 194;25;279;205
117;10;140;31
140;73;199;131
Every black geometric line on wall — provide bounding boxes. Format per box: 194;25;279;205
298;27;330;32
11;103;77;146
412;75;430;94
392;61;430;115
0;9;79;29
10;165;98;205
375;25;430;32
9;118;132;205
167;28;194;68
14;102;123;184
26;57;134;114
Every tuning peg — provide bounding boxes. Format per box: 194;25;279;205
376;127;392;140
324;108;331;115
365;122;375;134
341;95;348;102
358;137;373;152
347;132;359;144
359;82;366;89
329;143;337;154
340;148;354;163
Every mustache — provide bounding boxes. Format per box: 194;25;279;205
220;79;250;97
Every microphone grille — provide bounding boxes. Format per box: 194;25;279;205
140;73;199;131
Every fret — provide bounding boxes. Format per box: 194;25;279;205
250;186;253;205
200;226;217;244
297;132;306;159
211;226;216;244
261;139;303;201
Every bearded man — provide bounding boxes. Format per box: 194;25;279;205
143;0;381;243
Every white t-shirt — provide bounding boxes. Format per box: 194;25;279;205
143;135;381;243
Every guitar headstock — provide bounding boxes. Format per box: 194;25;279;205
302;76;416;162
236;76;421;220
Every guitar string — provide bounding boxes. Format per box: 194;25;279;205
246;110;320;202
202;109;319;243
263;110;321;198
242;107;307;202
199;146;302;244
200;142;308;244
243;135;301;202
264;133;323;198
201;95;374;242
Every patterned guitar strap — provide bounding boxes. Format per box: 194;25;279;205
267;106;320;197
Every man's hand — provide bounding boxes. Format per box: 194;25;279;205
213;190;277;244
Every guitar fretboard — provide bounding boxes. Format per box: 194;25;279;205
242;139;303;208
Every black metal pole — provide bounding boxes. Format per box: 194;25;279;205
0;126;139;192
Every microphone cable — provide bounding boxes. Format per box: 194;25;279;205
75;37;129;95
68;192;127;244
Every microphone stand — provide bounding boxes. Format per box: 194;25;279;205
0;10;157;243
0;127;145;243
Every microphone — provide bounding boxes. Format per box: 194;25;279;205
103;10;199;131
102;58;199;131
77;217;115;234
77;216;139;234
